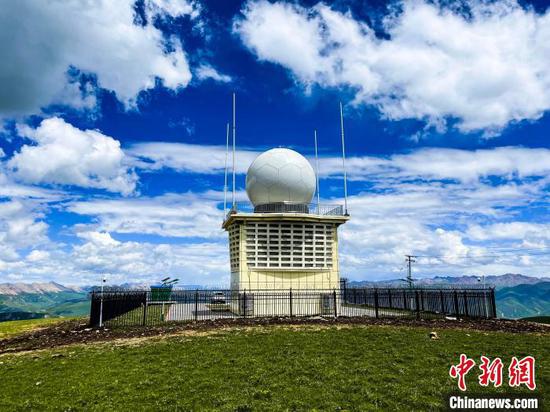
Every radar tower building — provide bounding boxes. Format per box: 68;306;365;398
223;148;349;296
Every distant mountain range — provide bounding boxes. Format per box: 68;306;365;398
0;282;88;321
0;281;82;296
346;273;544;289
494;282;550;319
1;275;548;321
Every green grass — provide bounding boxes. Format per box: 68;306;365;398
522;316;550;324
0;325;547;411
0;318;68;340
48;300;90;317
106;304;168;326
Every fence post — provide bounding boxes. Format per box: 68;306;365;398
142;301;148;326
388;289;392;309
463;291;469;318
374;288;379;319
453;291;459;318
403;290;408;310
415;290;420;320
289;288;293;317
353;288;357;304
490;288;497;318
333;289;338;317
89;292;95;326
243;290;247;318
420;290;424;311
194;289;198;321
440;290;445;315
99;290;104;328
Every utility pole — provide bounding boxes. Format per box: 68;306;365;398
405;255;417;288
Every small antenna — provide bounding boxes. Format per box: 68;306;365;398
223;122;229;216
314;129;320;212
232;93;236;209
339;101;348;215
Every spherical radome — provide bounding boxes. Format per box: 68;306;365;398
246;148;316;206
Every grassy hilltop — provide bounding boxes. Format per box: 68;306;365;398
0;318;69;340
0;318;548;411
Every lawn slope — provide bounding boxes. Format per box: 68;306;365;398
522;316;550;324
0;318;69;340
0;324;547;411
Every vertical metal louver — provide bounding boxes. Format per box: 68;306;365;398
244;222;334;269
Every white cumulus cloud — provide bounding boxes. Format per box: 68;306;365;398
0;0;196;117
8;117;137;195
18;231;229;286
195;65;233;83
0;199;48;264
128;142;259;174
67;192;238;239
235;0;550;133
318;146;550;183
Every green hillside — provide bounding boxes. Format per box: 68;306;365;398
495;282;550;319
521;316;550;324
0;318;69;339
0;291;89;320
0;323;547;410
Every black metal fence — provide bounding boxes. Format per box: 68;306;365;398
342;287;497;319
89;291;146;326
89;287;496;327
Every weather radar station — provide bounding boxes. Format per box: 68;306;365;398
89;96;497;327
222;95;350;314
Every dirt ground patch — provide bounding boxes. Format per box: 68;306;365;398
1;316;548;354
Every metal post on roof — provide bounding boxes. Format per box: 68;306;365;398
232;93;236;209
314;129;320;213
339;102;348;215
224;122;229;216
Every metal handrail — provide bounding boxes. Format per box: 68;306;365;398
225;202;346;220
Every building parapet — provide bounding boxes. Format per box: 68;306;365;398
224;202;346;222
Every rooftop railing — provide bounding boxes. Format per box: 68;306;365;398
224;202;346;220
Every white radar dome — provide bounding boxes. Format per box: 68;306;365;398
246;148;316;206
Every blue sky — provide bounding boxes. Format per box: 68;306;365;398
0;0;550;286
